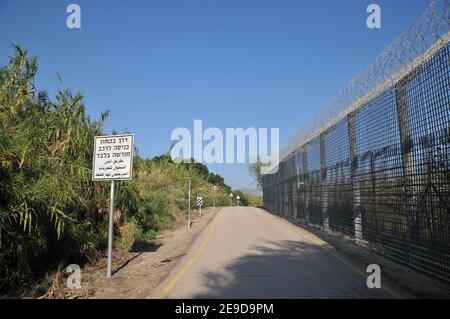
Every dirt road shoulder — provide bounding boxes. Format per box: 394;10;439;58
48;208;220;299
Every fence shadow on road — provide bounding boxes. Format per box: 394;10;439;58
190;239;394;299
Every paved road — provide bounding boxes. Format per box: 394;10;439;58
151;207;412;299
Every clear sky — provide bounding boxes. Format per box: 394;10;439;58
0;0;431;190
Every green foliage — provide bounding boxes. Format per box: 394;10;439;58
248;157;264;191
231;190;249;206
247;194;263;207
0;46;110;290
0;46;233;293
180;159;231;194
228;190;262;207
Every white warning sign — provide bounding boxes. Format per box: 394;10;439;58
92;134;134;181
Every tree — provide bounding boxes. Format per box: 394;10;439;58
248;157;264;191
232;190;249;206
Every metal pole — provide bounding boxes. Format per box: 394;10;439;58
348;114;363;244
107;180;115;278
320;133;330;232
187;177;191;230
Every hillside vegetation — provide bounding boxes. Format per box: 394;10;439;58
0;46;255;293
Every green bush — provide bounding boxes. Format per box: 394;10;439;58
0;46;233;293
0;46;111;290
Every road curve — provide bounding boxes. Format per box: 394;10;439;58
150;207;412;299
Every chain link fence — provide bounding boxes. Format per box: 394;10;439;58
263;0;450;287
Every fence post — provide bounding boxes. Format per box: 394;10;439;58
320;133;330;232
396;77;417;266
348;113;363;244
291;155;298;220
304;146;310;223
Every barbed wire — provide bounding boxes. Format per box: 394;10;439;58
278;0;450;163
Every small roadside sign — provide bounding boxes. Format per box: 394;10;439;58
213;185;217;207
92;134;134;181
196;196;204;216
196;196;204;207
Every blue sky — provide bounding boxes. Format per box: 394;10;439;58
0;0;431;190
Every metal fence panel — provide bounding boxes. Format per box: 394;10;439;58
322;118;353;236
353;87;408;262
306;137;323;226
400;45;450;283
262;4;450;286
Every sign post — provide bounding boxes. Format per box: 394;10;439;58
213;185;217;208
187;177;191;231
92;134;134;278
236;195;240;207
107;180;115;277
229;193;233;207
